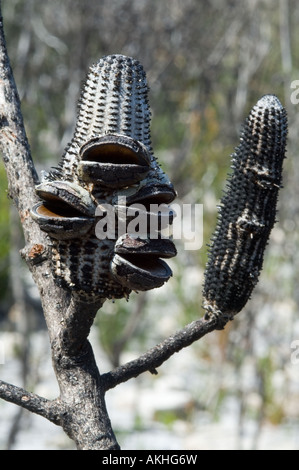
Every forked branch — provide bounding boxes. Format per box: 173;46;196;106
0;0;287;451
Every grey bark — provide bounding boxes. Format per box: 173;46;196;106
0;3;221;449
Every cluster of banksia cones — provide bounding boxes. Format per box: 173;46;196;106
31;55;177;303
202;94;287;327
31;54;287;322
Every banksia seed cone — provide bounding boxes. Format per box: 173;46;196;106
203;95;287;328
31;55;176;302
51;54;153;186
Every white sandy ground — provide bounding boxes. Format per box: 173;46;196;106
1;324;299;450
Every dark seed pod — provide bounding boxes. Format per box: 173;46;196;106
31;55;176;302
202;95;287;328
35;181;96;216
111;254;173;292
111;234;176;291
114;234;177;258
30;201;94;240
78;134;151;188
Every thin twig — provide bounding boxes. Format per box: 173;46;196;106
102;315;219;391
0;380;62;425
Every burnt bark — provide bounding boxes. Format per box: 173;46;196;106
0;3;221;449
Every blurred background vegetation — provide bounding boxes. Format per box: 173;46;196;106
1;0;299;450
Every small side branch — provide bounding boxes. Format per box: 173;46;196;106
0;380;62;425
102;316;219;391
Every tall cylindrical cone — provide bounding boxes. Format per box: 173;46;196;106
203;94;288;328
